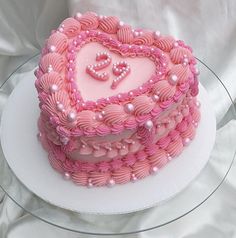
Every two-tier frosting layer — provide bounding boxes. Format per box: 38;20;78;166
35;12;201;187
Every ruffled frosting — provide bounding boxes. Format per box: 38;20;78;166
148;149;168;168
40;53;64;73
112;167;131;184
103;104;127;125
132;160;150;179
166;137;183;157
117;25;133;43
42;90;70;117
132;31;154;46
168;64;192;85
78;12;99;30
132;95;155;116
77;110;99;129
59;17;81;37
99;16;119;33
154;35;175;52
181;123;195;139
170;47;192;64
38;72;63;94
71;172;88;186
47;32;68;53
89;171;110;186
152;80;176;101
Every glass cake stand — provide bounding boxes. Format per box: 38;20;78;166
0;54;235;236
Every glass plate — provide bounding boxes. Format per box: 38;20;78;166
0;54;235;236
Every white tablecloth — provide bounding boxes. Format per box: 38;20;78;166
1;0;236;237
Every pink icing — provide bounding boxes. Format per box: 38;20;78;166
99;16;119;33
35;11;201;188
77;12;99;30
59;17;81;37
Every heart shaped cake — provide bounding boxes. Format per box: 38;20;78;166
35;12;201;187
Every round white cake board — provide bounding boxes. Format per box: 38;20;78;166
0;71;216;215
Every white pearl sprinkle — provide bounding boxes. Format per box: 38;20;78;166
169;74;178;85
107;179;115;187
63;172;71;180
144;120;153;130
50;84;58;93
49;45;56;52
183;137;191;146
75;12;82;19
154;31;161;39
47;65;53;73
152;94;160;102
124;103;134;113
151;166;158;174
67;112;77;122
118;21;124;27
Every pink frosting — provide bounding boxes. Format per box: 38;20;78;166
170;47;192;64
117;25;133;43
71;172;88;186
89;171;110;186
112;167;131;184
38;72;63;94
42;90;70;117
47;32;68;54
36;12;201;187
77;12;99;30
148;149;168;168
168;64;192;85
154;35;175;52
77;110;99;129
40;53;65;73
166;137;183;157
132;95;155;116
132;160;150;179
99;16;119;33
103;104;127;125
132;31;154;46
59;17;81;37
152;80;176;102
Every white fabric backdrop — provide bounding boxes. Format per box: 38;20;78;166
0;0;236;237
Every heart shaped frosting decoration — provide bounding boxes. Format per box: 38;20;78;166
35;12;199;139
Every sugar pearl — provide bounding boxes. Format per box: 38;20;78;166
75;12;82;19
107;179;115;187
169;74;178;85
118;21;124;27
61;137;69;145
183;137;191;146
49;84;58;93
131;173;138;182
195;68;200;75
56;103;64;111
95;113;103;121
144;120;153;130
151;166;158;174
154;31;161;39
49;45;56;52
124;103;134;113
196;101;201;108
133;31;140;37
173;41;179;47
152;94;160;102
47;65;53;73
67;112;77;122
87;182;93;188
63;172;71;180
